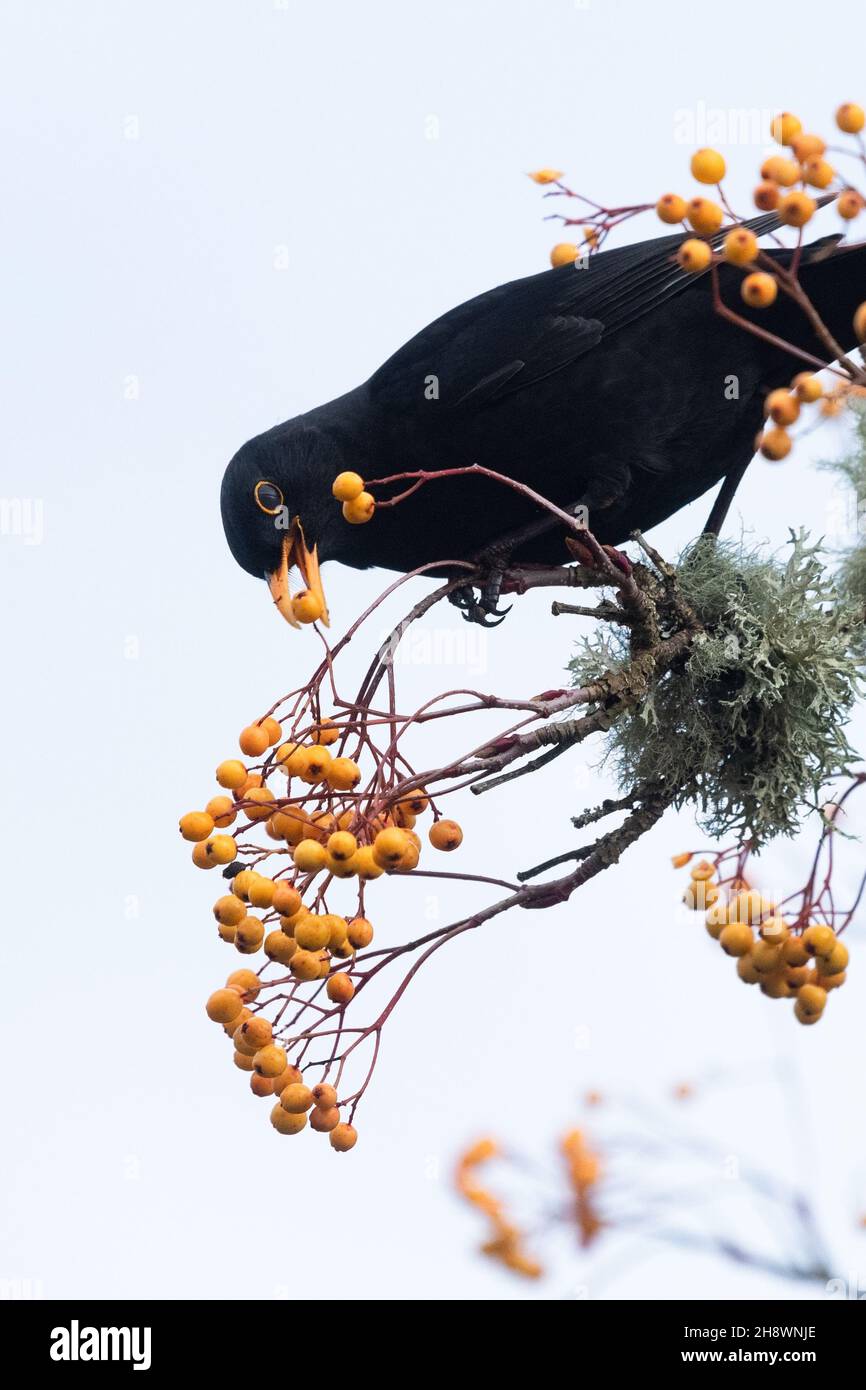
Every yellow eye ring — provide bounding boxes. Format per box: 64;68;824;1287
254;480;284;515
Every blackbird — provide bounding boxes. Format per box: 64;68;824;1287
221;207;866;626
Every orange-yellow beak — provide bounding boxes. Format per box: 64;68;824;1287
267;519;330;629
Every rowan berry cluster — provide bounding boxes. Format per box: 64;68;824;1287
181;706;465;1146
535;102;866;463
676;853;850;1025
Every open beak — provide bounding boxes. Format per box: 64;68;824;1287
267;518;330;628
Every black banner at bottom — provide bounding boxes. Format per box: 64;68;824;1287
0;1296;861;1373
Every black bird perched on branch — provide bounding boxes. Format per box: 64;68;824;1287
221;203;866;627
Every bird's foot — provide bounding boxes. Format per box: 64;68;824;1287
449;552;513;628
449;574;512;628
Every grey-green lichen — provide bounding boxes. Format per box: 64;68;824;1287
569;531;862;847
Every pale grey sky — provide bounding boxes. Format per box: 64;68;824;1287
2;0;865;1300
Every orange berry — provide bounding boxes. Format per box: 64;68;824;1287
342;492;375;525
279;1082;314;1113
270;805;309;845
329;1123;358;1152
802;157;834;190
677;238;712;272
792;372;823;403
250;1073;275;1098
332;472;365;502
191;841;217;869
347;917;374;949
235;916;265;953
793;999;821;1025
264;930;297;965
770;112;802;146
216;759;247;790
816;941;849;975
274;741;304;774
206;988;244;1024
854;302;866;342
759;916;790;943
312;719;340;746
216;920;237;944
326;757;362;791
736;955;760;984
752;940;783;974
656;193;687;224
778;191;816;227
836;103;865;135
838;189;865;220
690;148;726;184
753;181;781;212
179;810;214;842
272;1065;304;1098
728;890;774;924
399;789;430;815
296;747;332;784
291;590;324;624
310;1105;341;1133
429;819;463;851
765;389;800;426
351;846;384;881
262;716;282;745
293;839;329;874
254;1044;287;1077
741;272;778;308
671;852;693;868
239;724;270;757
373;826;410;867
225;968;261;1002
230;869;254;901
759;155;799;187
270;882;301;917
781;936;809;967
326;972;355;1004
233;1048;256;1070
237;1015;272;1049
290;949;322;982
206;795;237;828
802;924;837;958
528;169;563;185
312;1083;338;1109
683;880;720;911
790;132;825;163
719;922;754;957
247;875;276;909
759;427;792;463
686;197;723;235
796;982;827;1016
327;831;358;862
213;895;246;927
550;243;579;268
722;228;758;266
270;1104;307;1135
294;916;332;951
760;973;791;999
242;786;276;822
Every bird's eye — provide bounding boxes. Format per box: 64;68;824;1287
254;480;284;515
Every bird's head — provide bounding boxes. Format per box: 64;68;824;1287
221;423;345;628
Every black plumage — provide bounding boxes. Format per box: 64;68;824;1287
221;211;866;615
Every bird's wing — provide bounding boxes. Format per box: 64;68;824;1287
368;206;815;411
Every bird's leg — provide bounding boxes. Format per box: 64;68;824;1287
703;457;752;538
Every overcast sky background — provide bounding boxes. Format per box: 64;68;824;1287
3;0;866;1301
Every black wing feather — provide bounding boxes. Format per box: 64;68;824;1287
368;204;831;412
